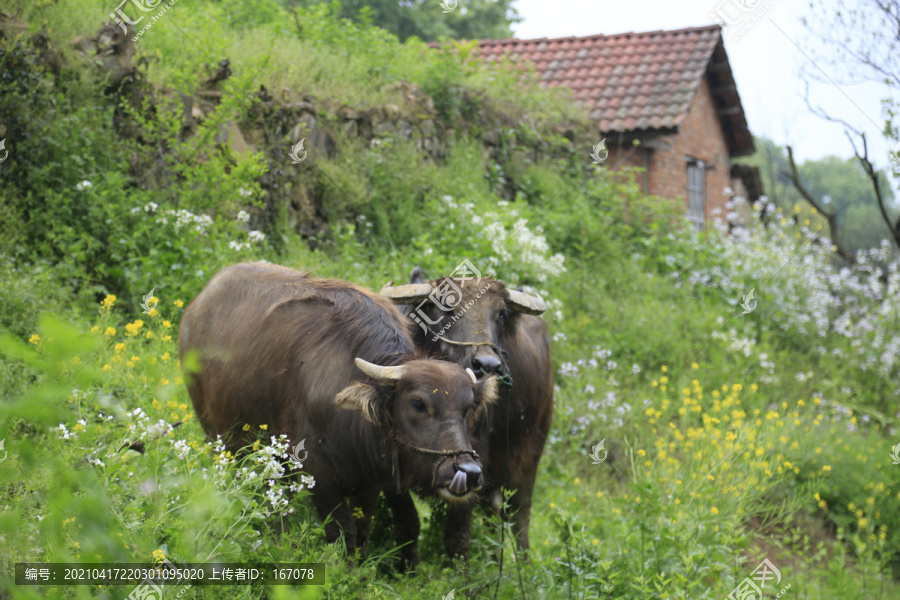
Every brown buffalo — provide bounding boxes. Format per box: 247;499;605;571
381;266;553;558
178;262;498;568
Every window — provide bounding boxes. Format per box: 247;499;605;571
686;160;705;230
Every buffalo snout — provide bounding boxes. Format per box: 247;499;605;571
471;353;503;376
437;454;484;503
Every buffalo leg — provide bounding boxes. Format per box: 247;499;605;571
385;491;420;571
444;503;475;560
311;487;358;560
509;488;533;555
349;492;378;560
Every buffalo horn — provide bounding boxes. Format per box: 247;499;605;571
355;357;406;383
379;283;434;304
507;289;548;315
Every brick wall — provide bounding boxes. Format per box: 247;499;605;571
603;77;733;228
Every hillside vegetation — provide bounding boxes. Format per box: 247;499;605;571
1;1;899;599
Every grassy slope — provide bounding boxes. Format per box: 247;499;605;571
0;1;898;599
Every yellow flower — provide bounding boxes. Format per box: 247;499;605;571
104;327;117;337
147;308;159;318
823;465;831;472
550;503;556;509
574;478;580;485
859;518;868;529
163;320;172;329
124;320;145;337
29;334;41;346
130;356;140;363
661;365;668;373
102;364;112;372
659;376;669;384
711;507;719;515
174;299;184;308
152;549;166;563
162;335;172;343
90;326;101;334
637;449;646;457
260;424;268;431
592;539;599;545
100;295;117;310
114;343;126;354
242;424;251;431
596;491;603;499
691;362;699;370
145;331;154;340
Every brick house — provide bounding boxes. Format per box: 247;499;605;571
477;25;762;229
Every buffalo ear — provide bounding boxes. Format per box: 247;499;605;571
335;382;382;425
409;266;427;284
476;375;500;406
471;375;499;425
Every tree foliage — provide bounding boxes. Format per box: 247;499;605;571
286;0;520;42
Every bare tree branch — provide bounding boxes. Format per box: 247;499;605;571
800;84;900;248
784;145;854;263
848;131;900;248
802;0;900;88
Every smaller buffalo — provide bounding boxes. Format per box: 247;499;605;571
179;263;499;568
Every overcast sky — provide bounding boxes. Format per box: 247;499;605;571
512;0;895;169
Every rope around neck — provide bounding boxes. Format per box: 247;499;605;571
389;428;480;494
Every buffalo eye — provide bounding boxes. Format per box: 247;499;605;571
498;308;510;322
412;399;427;413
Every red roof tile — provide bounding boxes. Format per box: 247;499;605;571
477;25;726;134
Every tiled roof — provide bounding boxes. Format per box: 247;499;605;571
477;25;753;155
